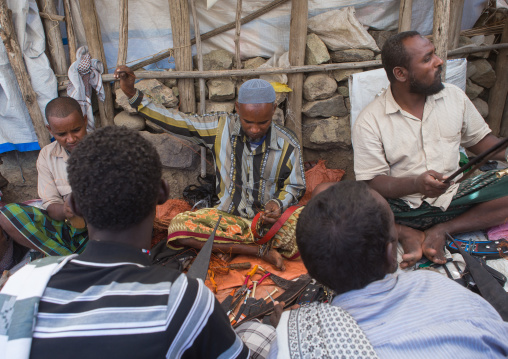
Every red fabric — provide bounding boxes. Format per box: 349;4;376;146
299;160;345;205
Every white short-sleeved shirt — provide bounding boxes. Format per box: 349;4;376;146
352;83;491;210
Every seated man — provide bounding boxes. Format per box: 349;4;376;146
352;31;508;267
115;66;306;270
0;97;88;271
0;126;250;358
269;181;508;358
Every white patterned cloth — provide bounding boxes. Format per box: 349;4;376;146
270;302;378;358
0;255;76;359
67;46;105;132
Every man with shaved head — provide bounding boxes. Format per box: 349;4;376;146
115;66;305;270
0;97;88;271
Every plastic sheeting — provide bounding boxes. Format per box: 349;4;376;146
66;0;487;71
0;0;57;153
349;58;468;129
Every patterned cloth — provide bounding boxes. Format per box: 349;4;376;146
235;321;276;359
129;89;306;219
270;302;378;358
389;169;508;230
167;207;302;259
67;46;105;132
0;255;76;359
0;204;88;256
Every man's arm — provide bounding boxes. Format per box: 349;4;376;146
467;134;507;162
115;65;217;146
36;154;73;221
368;171;450;199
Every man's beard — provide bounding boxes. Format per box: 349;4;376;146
409;67;444;95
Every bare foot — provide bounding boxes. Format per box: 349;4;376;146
397;224;424;269
262;249;285;271
423;225;448;264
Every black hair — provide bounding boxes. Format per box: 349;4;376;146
67;126;162;230
381;31;421;83
295;181;394;295
45;97;83;121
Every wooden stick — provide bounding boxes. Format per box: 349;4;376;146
0;0;50;148
487;19;508;136
78;0;115;127
63;0;77;64
39;12;65;22
169;0;196;113
131;0;290;71
433;0;450;79
448;0;464;49
398;0;413;32
117;0;129;67
79;43;508;86
286;0;308;144
189;0;207;178
234;0;242;70
37;0;68;78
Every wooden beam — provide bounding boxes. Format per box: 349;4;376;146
37;0;68;78
0;0;50;148
78;0;115;127
117;0;128;67
63;0;77;64
487;19;508;136
433;0;451;79
398;0;413;32
39;12;65;22
448;0;464;49
286;0;307;144
189;0;207;178
168;0;196;113
131;0;290;71
234;0;242;70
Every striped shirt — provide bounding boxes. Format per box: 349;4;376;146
129;90;305;219
331;270;508;358
30;240;249;359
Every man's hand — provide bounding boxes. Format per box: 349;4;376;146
260;200;281;225
114;65;136;98
415;170;451;198
63;195;75;220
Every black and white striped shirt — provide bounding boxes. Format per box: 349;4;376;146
30;240;249;359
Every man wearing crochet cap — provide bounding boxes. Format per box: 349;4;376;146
115;66;305;271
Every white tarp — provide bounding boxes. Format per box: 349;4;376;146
0;0;57;153
349;58;468;129
65;0;487;71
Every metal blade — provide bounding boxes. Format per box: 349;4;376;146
187;215;222;281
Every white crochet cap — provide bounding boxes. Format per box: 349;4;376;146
238;79;276;104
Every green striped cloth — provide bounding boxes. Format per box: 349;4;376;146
0;204;88;256
389;169;508;230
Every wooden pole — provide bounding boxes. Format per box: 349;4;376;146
189;0;207;177
234;0;242;70
78;0;115;127
487;19;508;136
117;0;128;67
433;0;451;79
131;0;290;71
63;0;77;64
36;0;68;78
0;0;50;148
448;0;464;49
286;0;307;144
398;0;413;32
168;0;196;113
